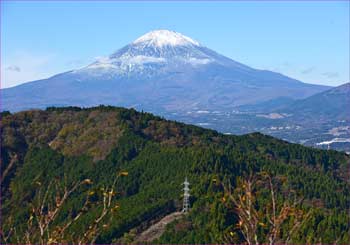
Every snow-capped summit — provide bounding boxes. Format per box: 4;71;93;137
133;29;200;47
71;29;272;79
76;29;221;77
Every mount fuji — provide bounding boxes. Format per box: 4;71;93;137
2;30;329;113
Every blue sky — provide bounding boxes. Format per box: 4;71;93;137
1;1;349;88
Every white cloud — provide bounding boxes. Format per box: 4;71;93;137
1;51;57;88
322;72;339;78
94;56;110;63
6;65;21;72
301;67;315;74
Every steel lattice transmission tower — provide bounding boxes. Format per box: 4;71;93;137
182;177;190;213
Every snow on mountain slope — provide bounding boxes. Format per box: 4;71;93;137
73;30;253;78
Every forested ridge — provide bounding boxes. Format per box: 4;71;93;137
1;106;349;244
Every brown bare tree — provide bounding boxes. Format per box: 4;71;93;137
1;171;128;244
223;172;311;245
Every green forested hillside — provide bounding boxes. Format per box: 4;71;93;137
1;106;349;244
